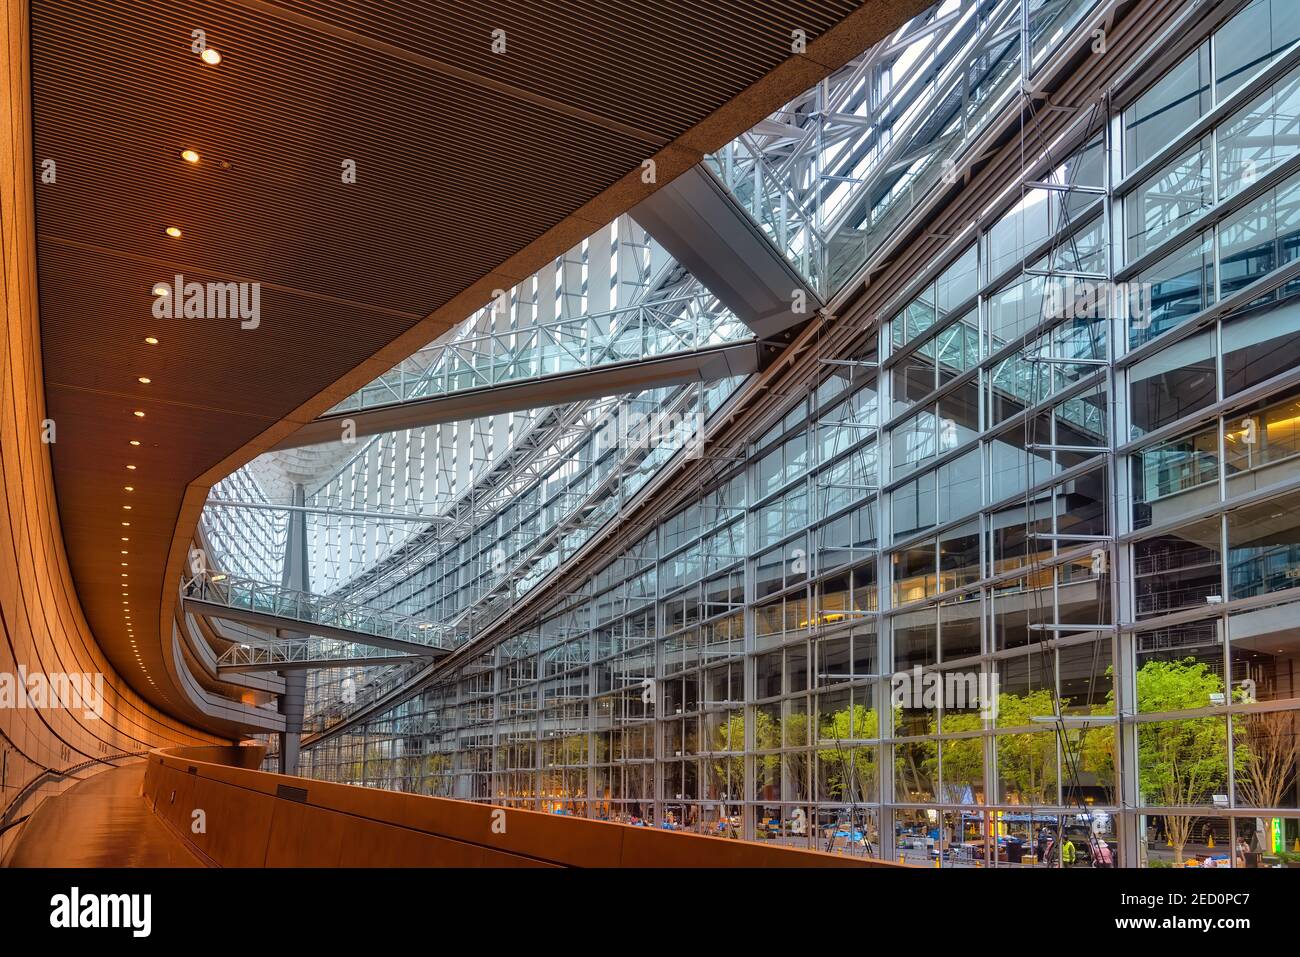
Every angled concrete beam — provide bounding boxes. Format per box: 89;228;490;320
631;166;822;339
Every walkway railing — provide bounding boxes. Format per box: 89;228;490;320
327;291;750;417
215;636;430;670
182;573;455;652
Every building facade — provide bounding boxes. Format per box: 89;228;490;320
216;0;1300;867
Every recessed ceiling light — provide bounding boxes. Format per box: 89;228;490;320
126;465;136;470
181;149;200;164
137;376;151;385
122;505;132;510
133;410;145;418
124;486;134;492
164;226;182;239
144;338;159;346
121;521;130;527
152;283;169;297
129;440;141;446
200;47;221;65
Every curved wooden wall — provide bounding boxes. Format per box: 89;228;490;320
1;0;219;861
145;746;898;868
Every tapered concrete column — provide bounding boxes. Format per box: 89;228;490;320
278;483;309;775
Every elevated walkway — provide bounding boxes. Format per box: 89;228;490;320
278;340;759;451
181;574;454;657
275;287;759;451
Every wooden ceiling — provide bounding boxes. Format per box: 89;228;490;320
29;0;927;730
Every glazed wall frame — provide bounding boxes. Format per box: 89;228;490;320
291;0;1300;868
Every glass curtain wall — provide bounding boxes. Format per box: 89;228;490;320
296;0;1300;868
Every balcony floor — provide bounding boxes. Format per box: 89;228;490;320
6;762;201;868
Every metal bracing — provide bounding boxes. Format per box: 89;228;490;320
243;237;756;612
277;341;759;450
334;380;719;622
205;499;454;524
321;398;624;607
272;214;750;451
203;467;287;582
631;166;823;339
299;378;731;728
706;0;1098;301
1006;74;1121;866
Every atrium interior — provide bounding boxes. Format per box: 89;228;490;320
3;0;1300;881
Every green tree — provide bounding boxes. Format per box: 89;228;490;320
995;688;1060;805
936;710;984;802
816;703;882;802
710;710;777;801
1134;659;1234;863
1079;658;1246;863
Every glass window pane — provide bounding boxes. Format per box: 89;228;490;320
1222;300;1300;396
1133;517;1223;618
1225;387;1300;495
1217;67;1300;204
1137;718;1230;807
1131;231;1214;348
1130;424;1221;529
891;408;937;479
891;472;936;543
1215;0;1300;100
1129;330;1217;438
1227;489;1300;599
1125;138;1213;261
936;244;978;317
1124;43;1211;174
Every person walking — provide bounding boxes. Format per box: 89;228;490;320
1061;837;1077;868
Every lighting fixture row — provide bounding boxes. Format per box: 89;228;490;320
160;45;220;242
122;41;221;685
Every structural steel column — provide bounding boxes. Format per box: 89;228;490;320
279;483;309;775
